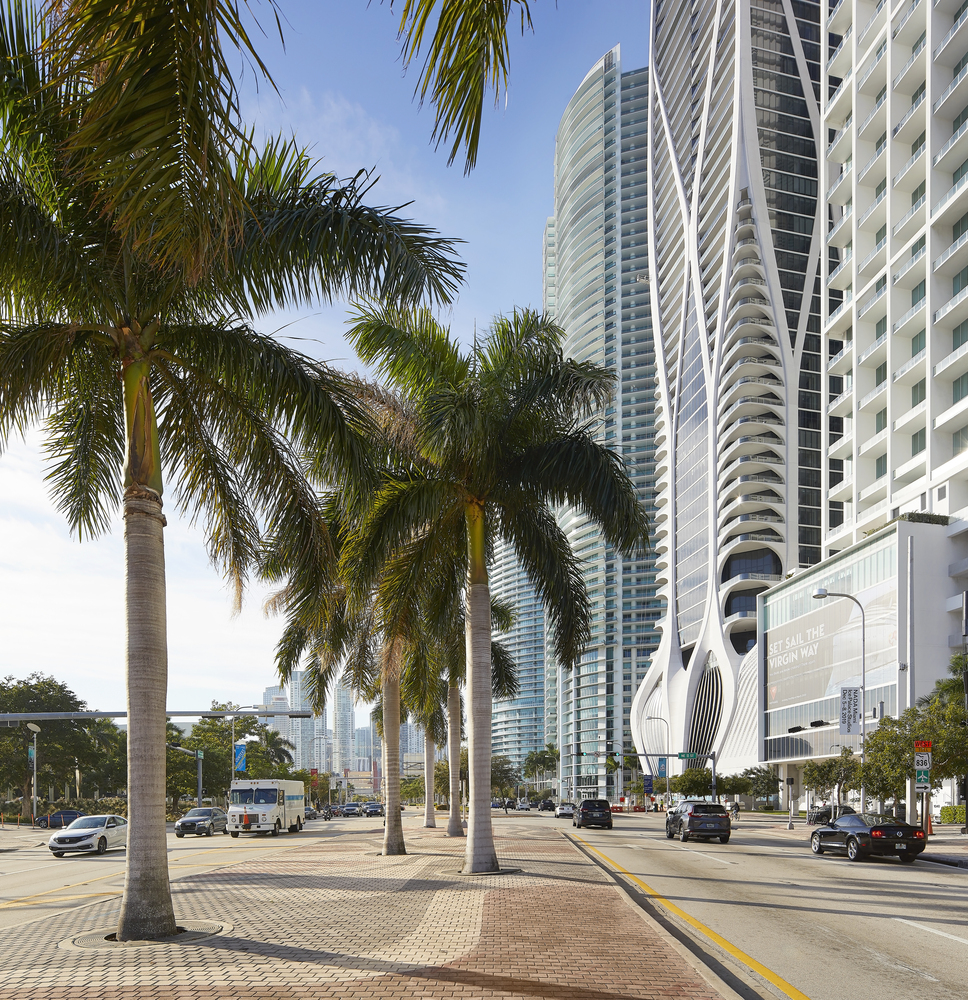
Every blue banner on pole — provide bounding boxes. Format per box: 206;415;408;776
642;775;653;794
234;743;246;772
657;756;667;778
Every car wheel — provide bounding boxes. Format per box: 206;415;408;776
665;825;674;840
810;833;824;855
720;835;730;844
38;818;48;829
52;851;64;858
96;837;107;855
230;831;239;838
175;832;184;838
206;825;214;837
898;854;917;863
297;817;303;831
678;824;689;843
846;837;863;862
272;821;280;837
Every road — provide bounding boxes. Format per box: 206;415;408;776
567;813;968;1000
0;816;352;932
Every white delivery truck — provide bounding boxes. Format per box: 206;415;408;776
228;778;305;837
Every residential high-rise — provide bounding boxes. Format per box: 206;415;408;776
286;670;317;771
631;0;827;773
540;47;661;801
331;678;354;776
490;538;547;770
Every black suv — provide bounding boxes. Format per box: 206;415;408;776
665;801;730;843
538;799;555;812
574;799;613;830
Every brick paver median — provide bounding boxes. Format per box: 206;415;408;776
0;824;724;999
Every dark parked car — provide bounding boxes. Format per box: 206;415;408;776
665;801;731;843
538;799;555;812
573;799;613;830
174;807;228;837
807;804;856;825
304;805;317;820
810;812;926;863
363;801;384;817
37;809;85;829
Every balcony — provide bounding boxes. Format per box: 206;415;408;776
894;35;927;88
828;249;854;287
892;194;926;237
858;283;888;317
859;427;887;456
932;171;968;225
893;297;926;334
827;385;855;416
935;285;968;324
827;162;853;202
828;70;853;115
858;237;887;273
858;145;886;183
934;339;968;378
827;26;853;71
827;205;854;245
893;244;926;284
828;474;854;501
933;394;968;432
858;478;888;503
858;41;887;94
892;93;926;140
894;452;927;484
828;115;853;156
827;0;850;31
935;4;968;60
892;348;926;382
859;381;888;410
857;189;888;229
894;398;926;432
828;341;855;372
892;0;922;41
934;118;968;170
857;332;888;366
934;62;968;115
859;0;887;44
828;289;853;327
858;96;886;139
893;145;925;187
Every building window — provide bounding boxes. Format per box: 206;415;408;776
912;180;925;206
955;319;968;351
875;408;888;433
912;280;926;306
875;315;887;338
875;454;887;479
912;428;926;455
875;361;887;386
955;266;968;296
911;328;925;356
955;425;968;455
912;378;926;406
955;371;968;404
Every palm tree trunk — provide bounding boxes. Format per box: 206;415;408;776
116;487;177;940
463;504;498;873
382;642;406;855
423;735;436;827
446;683;463;837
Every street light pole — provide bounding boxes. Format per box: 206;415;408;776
645;716;671;809
26;723;40;825
813;587;867;813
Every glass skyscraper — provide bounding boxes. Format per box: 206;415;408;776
631;0;826;774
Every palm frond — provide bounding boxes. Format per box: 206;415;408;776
392;0;533;173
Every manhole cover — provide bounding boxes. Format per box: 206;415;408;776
61;919;229;951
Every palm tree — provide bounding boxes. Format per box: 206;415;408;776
345;307;649;872
256;726;296;768
0;2;461;939
919;653;968;708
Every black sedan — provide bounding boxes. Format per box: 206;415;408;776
174;807;228;837
810;812;926;863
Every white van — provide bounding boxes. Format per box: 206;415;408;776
228;779;305;837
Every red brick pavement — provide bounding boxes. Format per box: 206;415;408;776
0;826;724;1000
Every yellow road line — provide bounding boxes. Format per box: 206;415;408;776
572;834;811;1000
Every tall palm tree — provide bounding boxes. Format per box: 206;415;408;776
919;653;968;708
0;2;461;939
345;307;649;872
256;726;296;768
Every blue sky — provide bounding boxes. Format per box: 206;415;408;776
0;2;649;725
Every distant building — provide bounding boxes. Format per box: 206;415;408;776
332;678;355;776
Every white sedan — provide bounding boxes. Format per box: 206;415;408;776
555;802;575;819
48;814;128;857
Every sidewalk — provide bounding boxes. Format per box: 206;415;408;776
0;819;726;1000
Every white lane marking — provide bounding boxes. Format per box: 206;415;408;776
675;846;736;865
894;917;968;946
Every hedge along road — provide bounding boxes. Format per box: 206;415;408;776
569;813;968;1000
0;822;332;932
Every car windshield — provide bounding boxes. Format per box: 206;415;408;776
230;789;277;805
184;809;212;817
692;804;728;815
68;817;106;829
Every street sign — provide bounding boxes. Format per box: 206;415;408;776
914;752;931;770
678;752;699;759
915;768;931;793
197;750;204;759
840;687;862;735
27;745;34;763
234;742;246;772
642;776;653;794
914;740;932;750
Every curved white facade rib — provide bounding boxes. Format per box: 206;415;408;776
632;0;827;774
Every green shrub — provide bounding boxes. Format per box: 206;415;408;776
939;805;966;824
